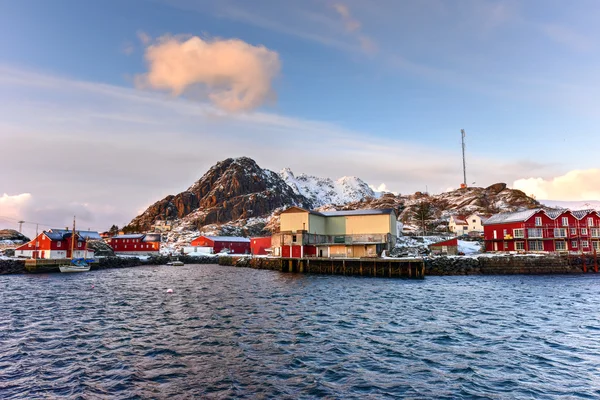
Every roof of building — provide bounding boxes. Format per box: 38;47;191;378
112;234;145;239
49;229;102;240
280;206;396;218
318;209;395;217
571;209;597;219
429;238;458;247
198;236;250;243
484;209;543;225
450;215;468;225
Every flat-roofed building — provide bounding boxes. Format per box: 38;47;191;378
272;206;398;258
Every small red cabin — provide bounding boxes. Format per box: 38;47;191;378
190;236;250;254
251;237;272;255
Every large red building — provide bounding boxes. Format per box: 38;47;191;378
484;208;600;253
109;233;161;255
14;229;96;259
190;236;250;254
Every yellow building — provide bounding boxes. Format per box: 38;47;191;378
272;206;398;258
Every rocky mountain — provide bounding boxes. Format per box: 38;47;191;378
127;157;309;232
127;157;541;241
0;229;30;243
279;168;376;207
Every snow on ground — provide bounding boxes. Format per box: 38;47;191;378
458;240;483;255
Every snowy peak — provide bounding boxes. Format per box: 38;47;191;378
279;168;376;207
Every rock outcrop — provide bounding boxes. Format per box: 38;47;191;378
0;229;30;243
127;157;309;231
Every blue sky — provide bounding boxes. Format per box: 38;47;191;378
1;0;600;234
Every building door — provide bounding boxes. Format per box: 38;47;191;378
494;242;498;251
319;249;323;257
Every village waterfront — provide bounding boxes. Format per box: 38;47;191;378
2;263;600;399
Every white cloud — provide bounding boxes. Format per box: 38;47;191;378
0;193;32;219
513;169;600;201
136;34;281;112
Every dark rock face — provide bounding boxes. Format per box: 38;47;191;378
87;240;115;257
127;157;310;231
486;182;507;194
0;229;30;242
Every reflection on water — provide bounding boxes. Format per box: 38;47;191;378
2;265;600;398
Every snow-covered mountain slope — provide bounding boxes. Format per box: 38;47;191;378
541;200;600;210
279;168;377;207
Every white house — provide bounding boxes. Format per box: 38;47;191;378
449;213;490;236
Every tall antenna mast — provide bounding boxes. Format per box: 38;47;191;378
461;129;467;188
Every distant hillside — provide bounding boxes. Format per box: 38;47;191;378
125;157;542;243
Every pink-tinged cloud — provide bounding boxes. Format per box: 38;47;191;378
513;169;600;201
136;35;281;112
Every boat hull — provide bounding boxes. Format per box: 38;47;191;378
59;265;91;273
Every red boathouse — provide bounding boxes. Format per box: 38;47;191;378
190;236;250;254
484;208;600;253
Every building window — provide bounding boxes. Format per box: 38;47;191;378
78;242;82;247
503;242;508;250
134;245;137;249
42;235;45;240
472;219;476;223
562;217;568;226
529;240;544;251
494;242;498;251
57;241;61;247
582;240;589;248
554;228;567;238
593;241;600;251
571;240;578;249
292;235;297;243
535;217;542;226
591;228;600;238
493;231;497;239
503;229;508;236
463;226;468;230
125;245;127;249
588;218;594;227
570;228;577;236
516;241;525;251
555;241;566;251
581;228;588;235
513;229;525;238
528;228;543;238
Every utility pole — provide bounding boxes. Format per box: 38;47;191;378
18;220;24;233
461;129;467;188
34;223;39;259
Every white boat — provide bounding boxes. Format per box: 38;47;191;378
59;216;91;273
167;258;184;266
59;262;90;273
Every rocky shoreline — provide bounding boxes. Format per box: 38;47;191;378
0;254;593;276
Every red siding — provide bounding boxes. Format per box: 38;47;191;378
15;232;87;258
281;245;317;258
251;237;271;255
484;210;600;253
109;237;160;253
191;236;250;254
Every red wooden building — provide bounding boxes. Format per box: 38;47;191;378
483;208;600;253
251;237;272;256
14;229;95;259
429;238;459;255
109;233;161;255
190;236;250;254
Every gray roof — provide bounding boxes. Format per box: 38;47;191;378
483;209;543;225
112;234;145;239
314;209;395;217
50;229;102;240
44;232;67;241
571;209;597;219
202;236;250;243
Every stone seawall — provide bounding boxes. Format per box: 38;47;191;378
0;259;26;274
425;255;586;275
